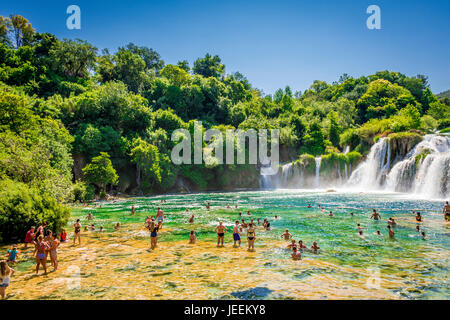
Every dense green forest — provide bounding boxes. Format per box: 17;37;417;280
0;15;449;242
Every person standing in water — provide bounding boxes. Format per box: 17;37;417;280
24;226;35;248
415;212;422;222
48;233;59;272
189;230;197;244
371;209;381;220
156;207;165;228
206;203;211;210
215;221;227;247
387;225;395;238
247;223;256;251
131;205;136;215
443;201;450;221
73;219;81;245
149;221;159;250
311;241;320;253
281;229;293;240
0;261;15;300
189;214;195;223
232;221;241;247
33;235;49;275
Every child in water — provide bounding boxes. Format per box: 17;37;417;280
291;246;301;260
6;246;19;264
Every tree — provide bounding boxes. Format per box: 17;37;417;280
49;39;97;78
0;16;11;45
177;60;190;73
122;43;164;72
160;64;190;86
130;138;161;192
327;111;341;147
82;152;119;192
193;53;225;78
9;14;35;48
302;122;326;156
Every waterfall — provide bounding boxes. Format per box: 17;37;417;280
314;157;322;188
343;146;350;154
347;138;390;189
348;134;450;199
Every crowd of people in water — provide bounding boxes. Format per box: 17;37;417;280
1;199;449;299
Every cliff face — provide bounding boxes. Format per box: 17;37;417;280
388;132;423;164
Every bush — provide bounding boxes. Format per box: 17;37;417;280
0;179;70;243
73;180;95;202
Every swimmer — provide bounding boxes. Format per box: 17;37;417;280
375;230;382;236
274;215;278;220
247;211;251;216
241;219;248;228
311;241;320;253
291;246;301;260
287;240;297;249
387;225;395;238
357;223;365;230
350;212;354;217
73;219;81;245
265;221;271;231
371;209;381;220
227;205;231;209
189;215;195;223
298;240;307;250
189;230;197;244
257;218;261;225
329;211;334;217
131;205;136;215
87;213;93;220
281;229;293;240
215;222;227;247
99;226;104;232
206;203;210;210
358;230;364;238
443;201;450;221
421;231;427;239
307;204;312;208
415;212;422;222
388;218;397;226
247;223;256;251
232;221;241;247
114;222;120;230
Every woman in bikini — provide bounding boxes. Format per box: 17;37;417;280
149;222;159;250
247;223;256;251
73;219;81;245
33;235;49;275
415;212;422;222
0;260;15;300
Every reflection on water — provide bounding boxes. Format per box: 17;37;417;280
3;190;450;300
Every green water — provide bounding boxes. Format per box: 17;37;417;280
71;190;450;299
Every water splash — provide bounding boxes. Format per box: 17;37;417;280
314;157;322;188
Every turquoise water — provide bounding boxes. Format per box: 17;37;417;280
72;190;450;299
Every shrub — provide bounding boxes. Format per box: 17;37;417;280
0;179;70;243
73;180;95;202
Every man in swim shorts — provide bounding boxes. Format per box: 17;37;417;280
232;221;241;247
156;207;165;227
281;229;293;241
215;221;227;247
371;209;381;220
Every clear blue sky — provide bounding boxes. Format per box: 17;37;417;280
2;0;449;94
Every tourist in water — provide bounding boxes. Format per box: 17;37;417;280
350;212;354;217
114;222;120;230
24;226;35;248
33;235;49;275
358;230;364;238
371;209;381;220
421;231;427;239
233;221;241;247
99;226;104;232
416;225;421;233
357;223;365;231
0;260;15;300
247;211;252;216
189;214;195;223
388;218;397;226
87;213;93;220
298;240;307;250
257;218;261;225
311;241;320;253
287;239;297;249
281;229;293;240
59;229;67;242
415;212;422;222
156;207;165;227
329;211;334;217
215;221;227;247
375;230;382;236
48;233;59;272
247;223;256;251
307;204;312;208
387;225;395;238
149;221;159;250
6;245;19;264
189;230;197;244
239;212;242;218
291;246;301;260
235;205;238;209
227;205;231;209
131;205;136;215
241;219;248;228
73;219;81;245
265;221;271;231
206;203;210;210
443;201;450;221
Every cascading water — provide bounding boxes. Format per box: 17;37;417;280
349;134;450;199
347;138;391;189
314;157;322;188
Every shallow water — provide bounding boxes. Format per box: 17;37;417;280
5;190;450;300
